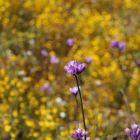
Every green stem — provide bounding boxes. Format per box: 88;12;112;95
74;95;79;123
75;75;87;140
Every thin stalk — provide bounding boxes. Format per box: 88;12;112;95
117;53;134;122
74;96;79;124
120;89;134;123
75;75;87;140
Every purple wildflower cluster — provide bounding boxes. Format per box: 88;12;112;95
64;60;86;75
71;129;90;140
64;39;132;140
125;124;140;140
111;40;126;51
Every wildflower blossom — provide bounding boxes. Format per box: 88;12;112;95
41;49;48;57
69;86;78;96
41;83;51;92
118;42;126;51
64;60;86;75
111;40;126;51
59;112;66;118
26;50;32;56
50;56;59;64
125;124;140;140
85;57;92;63
71;128;90;140
111;40;119;48
66;38;74;47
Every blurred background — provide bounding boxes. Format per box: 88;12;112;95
0;0;140;139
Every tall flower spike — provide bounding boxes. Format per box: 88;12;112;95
64;60;86;75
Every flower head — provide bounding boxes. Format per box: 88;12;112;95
125;123;140;140
50;56;59;64
118;42;126;51
71;128;90;140
66;38;74;47
85;56;92;63
64;60;86;75
111;40;119;48
41;83;51;92
41;49;48;57
111;40;126;51
69;86;78;96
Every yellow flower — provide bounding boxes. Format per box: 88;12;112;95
130;102;136;112
12;110;18;118
25;119;35;128
4;125;11;132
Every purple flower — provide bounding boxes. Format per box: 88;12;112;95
135;60;140;67
118;42;126;51
50;56;59;64
41;83;51;92
85;56;92;63
71;128;90;140
111;40;126;51
125;124;140;140
64;60;86;75
111;40;119;48
41;49;48;57
66;38;74;47
69;86;78;96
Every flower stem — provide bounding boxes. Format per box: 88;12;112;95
120;89;134;123
75;75;87;140
74;96;79;123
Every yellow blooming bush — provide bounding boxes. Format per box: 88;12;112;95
0;0;140;139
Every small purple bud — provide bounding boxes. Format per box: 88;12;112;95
66;38;74;47
85;56;92;63
41;49;48;57
50;56;59;64
69;86;78;96
41;83;51;92
111;40;119;48
118;42;126;51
